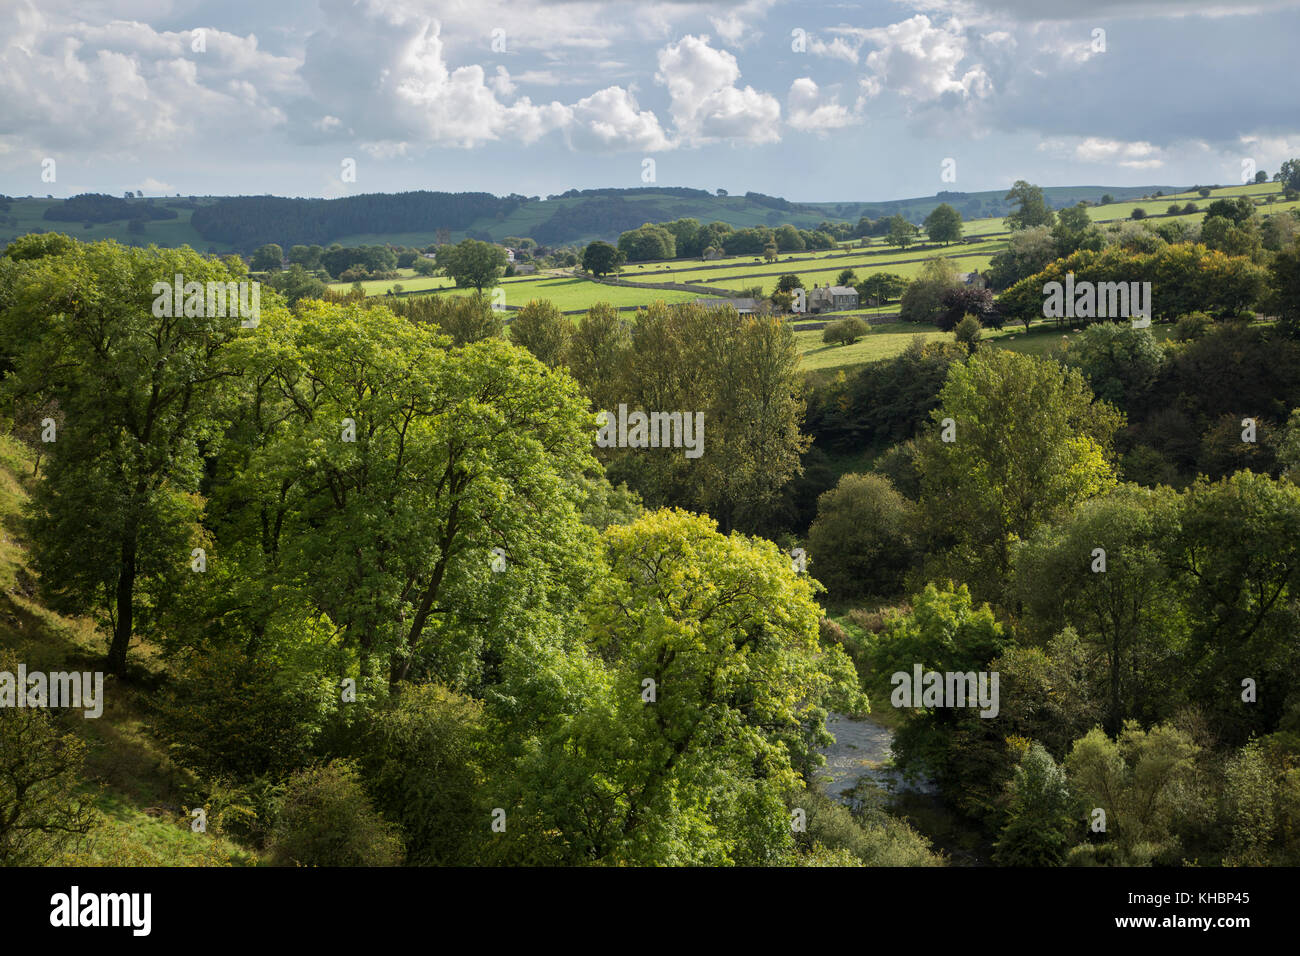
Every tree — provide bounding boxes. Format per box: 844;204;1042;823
1205;196;1256;226
836;269;857;287
953;315;982;352
986;226;1057;292
915;350;1122;599
821;316;869;346
509;299;571;368
775;273;804;294
993;743;1079;866
1065;721;1202;864
238;300;601;689
856;272;907;306
1004;181;1056;230
1;239;254;675
1268;237;1300;335
938;286;996;332
1277;158;1300;192
923;203;963;245
609;302;811;534
267;263;327;305
763;243;778;263
886;215;920;249
250;243;283;271
0;651;94;864
1012;485;1184;732
582;240;622;278
565;303;631;412
618;223;676;262
508;509;864;865
436;238;506;291
807;473;914;597
899;257;962;325
412;257;438;276
1061;323;1164;410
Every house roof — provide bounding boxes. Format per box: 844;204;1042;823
695;297;759;311
827;286;858;296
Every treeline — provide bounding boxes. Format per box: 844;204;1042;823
43;193;179;224
190;191;524;249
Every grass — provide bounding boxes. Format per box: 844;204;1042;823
437;275;703;310
0;433;259;866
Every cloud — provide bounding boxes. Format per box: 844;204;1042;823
1038;136;1166;169
655;34;781;145
566;86;672;151
786;78;856;132
856;16;993;105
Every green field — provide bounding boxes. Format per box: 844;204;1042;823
438;275;703;311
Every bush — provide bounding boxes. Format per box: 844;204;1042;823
1130;208;1147;221
822;316;869;346
352;685;489;865
153;645;332;780
953;315;982;351
1173;311;1212;341
268;760;404;866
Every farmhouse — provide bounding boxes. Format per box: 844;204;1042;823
807;283;859;314
695;297;760;314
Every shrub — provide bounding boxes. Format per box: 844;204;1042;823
153;645;331;780
822;316;869;346
953;315;982;351
1130;208;1147;221
352;685;489;866
1173;311;1212;341
268;760;404;867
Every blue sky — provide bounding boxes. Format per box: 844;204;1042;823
2;0;1298;201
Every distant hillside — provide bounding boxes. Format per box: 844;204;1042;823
0;183;1188;252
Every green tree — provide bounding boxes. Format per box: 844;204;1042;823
1013;486;1184;732
436;239;507;292
509;299;571;368
1005;181;1056;231
582;240;622;278
250;243;283;271
239;300;600;691
993;742;1079;866
1;239;254;674
821;316;869;346
509;509;864;865
923;203;963;245
0;651;94;864
886;215;920;249
807;473;915;598
916;350;1122;598
1065;721;1202;864
268;760;404;866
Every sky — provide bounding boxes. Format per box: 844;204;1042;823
1;0;1298;202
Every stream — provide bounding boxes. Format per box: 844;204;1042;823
816;712;936;805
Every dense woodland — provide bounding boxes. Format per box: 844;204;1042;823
2;169;1300;866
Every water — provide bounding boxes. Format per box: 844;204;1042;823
816;712;936;805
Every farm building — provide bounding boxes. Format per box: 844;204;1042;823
694;297;760;314
807;284;859;314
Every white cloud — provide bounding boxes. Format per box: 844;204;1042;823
566;86;671;151
786;78;856;132
856;15;992;105
135;176;173;193
655;35;781;145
